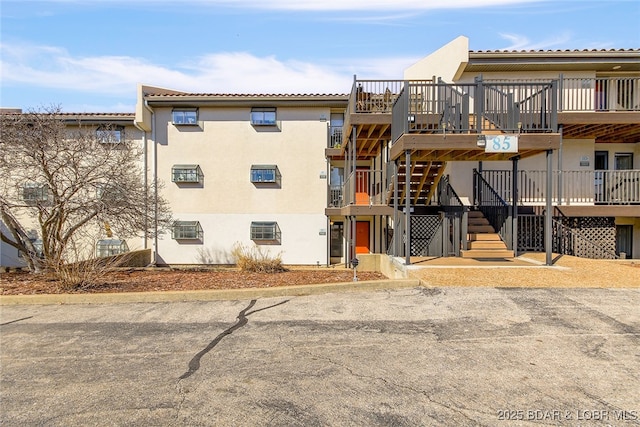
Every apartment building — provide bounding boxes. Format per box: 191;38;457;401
329;36;639;264
134;85;348;265
2;37;638;268
0;112;145;269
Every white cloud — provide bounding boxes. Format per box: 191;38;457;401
498;32;574;50
5;0;547;10
0;42;416;99
216;0;544;11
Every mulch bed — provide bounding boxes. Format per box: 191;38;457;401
1;268;387;295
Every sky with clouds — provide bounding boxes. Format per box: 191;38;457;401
1;0;639;112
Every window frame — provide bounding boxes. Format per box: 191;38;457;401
250;165;281;185
172;165;204;183
250;221;281;244
95;239;129;258
95;183;126;203
172;221;203;240
250;107;277;126
96;126;124;144
22;183;50;204
172;108;199;125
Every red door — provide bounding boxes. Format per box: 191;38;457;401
355;221;370;254
355;169;369;205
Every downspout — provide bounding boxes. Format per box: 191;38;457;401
138;98;158;266
405;149;411;266
132;122;148;250
557;125;563;205
326;158;330;267
545;150;553;266
150;100;158;266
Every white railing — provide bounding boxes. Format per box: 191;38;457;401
482;169;640;205
329;126;342;148
560;77;640;112
328;185;343;207
484;76;640;112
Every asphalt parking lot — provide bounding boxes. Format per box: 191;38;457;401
1;286;639;426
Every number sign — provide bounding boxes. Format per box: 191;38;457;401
484;135;519;153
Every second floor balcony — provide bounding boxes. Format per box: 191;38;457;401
481;169;640;206
343;76;639;147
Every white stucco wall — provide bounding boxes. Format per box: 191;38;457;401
153;105;333;265
404;36;469;82
157;213;328;265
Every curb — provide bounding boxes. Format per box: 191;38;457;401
0;279;422;305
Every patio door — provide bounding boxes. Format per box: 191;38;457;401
616;225;633;259
355;221;370;254
594;151;608;203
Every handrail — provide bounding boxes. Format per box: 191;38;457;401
473;169;513;250
437;175;464;207
474;169;509;207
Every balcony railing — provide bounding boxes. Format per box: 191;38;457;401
343;169;385;206
350;80;433;114
485;76;640;112
481;169;640;205
328;185;343;208
391;80;558;142
559;77;640;112
328;126;342;148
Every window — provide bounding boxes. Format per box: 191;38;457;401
172;165;203;183
329;112;344;148
96;183;126;203
172;221;203;240
250;107;277;126
23;183;49;204
172;109;198;125
250;221;281;244
250;165;281;185
96;126;124;144
96;239;129;258
614;153;633;170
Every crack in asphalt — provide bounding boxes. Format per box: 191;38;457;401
178;299;289;380
0;316;33;326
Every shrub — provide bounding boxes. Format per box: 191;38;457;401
231;242;287;273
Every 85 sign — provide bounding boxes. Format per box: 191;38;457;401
484;134;519;153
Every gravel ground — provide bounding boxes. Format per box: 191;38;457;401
408;253;640;288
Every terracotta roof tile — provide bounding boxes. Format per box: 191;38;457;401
145;93;348;98
471;48;639;53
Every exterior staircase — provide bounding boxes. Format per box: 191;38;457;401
461;210;514;259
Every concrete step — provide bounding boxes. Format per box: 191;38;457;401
461;249;515;259
468;217;490;226
468;225;495;233
468;240;508;250
467;233;503;241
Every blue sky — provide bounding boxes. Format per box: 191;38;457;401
1;0;639;112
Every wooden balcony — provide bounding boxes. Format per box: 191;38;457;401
481;169;640;216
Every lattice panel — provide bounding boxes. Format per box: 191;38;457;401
411;215;442;256
558;216;616;259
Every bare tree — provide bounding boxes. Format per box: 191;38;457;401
0;107;171;273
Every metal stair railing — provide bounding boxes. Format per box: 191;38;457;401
473;169;513;250
437;175;469;251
